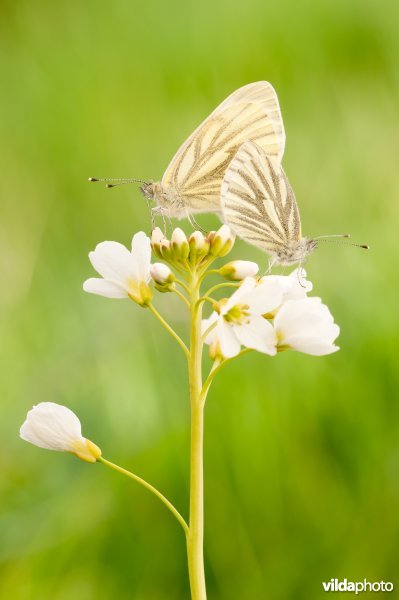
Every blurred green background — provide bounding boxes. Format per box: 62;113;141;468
1;0;398;598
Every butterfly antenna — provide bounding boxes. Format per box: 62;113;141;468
314;233;351;240
316;239;370;250
88;177;148;188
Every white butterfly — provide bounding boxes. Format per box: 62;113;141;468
91;82;286;226
221;140;316;265
221;141;369;265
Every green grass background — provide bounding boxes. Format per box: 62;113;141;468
1;0;398;598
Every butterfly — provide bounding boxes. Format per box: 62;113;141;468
90;81;286;227
221;140;368;265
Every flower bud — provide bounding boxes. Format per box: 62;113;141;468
210;225;235;257
19;402;102;464
150;263;175;291
219;260;259;280
188;231;210;257
171;228;190;260
151;227;166;259
160;239;173;261
150;262;175;285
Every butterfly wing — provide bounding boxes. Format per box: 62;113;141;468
221;141;301;254
161;82;285;215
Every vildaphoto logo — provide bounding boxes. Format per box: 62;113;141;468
322;579;394;594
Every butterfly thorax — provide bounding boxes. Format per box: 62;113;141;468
274;238;318;266
140;182;186;218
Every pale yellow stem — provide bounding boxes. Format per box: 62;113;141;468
98;457;189;534
148;303;190;359
186;271;207;600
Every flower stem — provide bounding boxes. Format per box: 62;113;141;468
148;303;190;359
200;348;252;404
186;270;207;600
98;456;189;534
203;281;240;299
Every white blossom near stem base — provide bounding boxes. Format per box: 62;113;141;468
274;297;340;355
202;270;340;359
202;277;279;358
83;231;153;305
20;402;101;463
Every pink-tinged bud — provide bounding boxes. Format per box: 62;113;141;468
150;263;175;285
160;239;173;261
189;231;209;255
210;225;235;257
219;260;259;280
171;228;190;259
151;227;166;258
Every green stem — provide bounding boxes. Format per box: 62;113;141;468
186;270;207;600
98;457;189;534
175;278;190;295
201;320;217;344
173;288;190;307
148;303;190;359
200;348;252;404
203;281;240;299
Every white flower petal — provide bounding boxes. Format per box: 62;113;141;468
275;298;340;355
89;241;134;281
241;278;285;315
83;278;129;298
281;335;339;356
20;402;84;452
234;316;277;355
201;312;219;344
217;320;241;358
131;232;152;282
224;277;257;312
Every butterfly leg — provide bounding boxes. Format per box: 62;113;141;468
264;256;277;275
146;199;156;230
187;213;207;233
297;262;307;288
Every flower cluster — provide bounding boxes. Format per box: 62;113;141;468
20;226;340;458
202;270;339;358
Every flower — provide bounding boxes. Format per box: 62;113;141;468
83;231;153;306
274;297;340;355
20;402;101;463
219;260;259;280
202;277;278;358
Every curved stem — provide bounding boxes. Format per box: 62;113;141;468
98;457;189;535
148;303;190;359
200;348;252;404
201;320;217;344
175;278;190;295
197;268;221;280
173;288;190;307
195;296;216;310
203;281;240;299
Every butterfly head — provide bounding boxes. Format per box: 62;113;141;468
140;181;158;200
275;238;318;266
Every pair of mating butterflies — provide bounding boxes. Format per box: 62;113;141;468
91;82;367;265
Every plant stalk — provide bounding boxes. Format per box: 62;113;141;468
186;270;207;600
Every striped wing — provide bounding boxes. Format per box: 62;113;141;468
221;141;301;253
161;82;285;214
